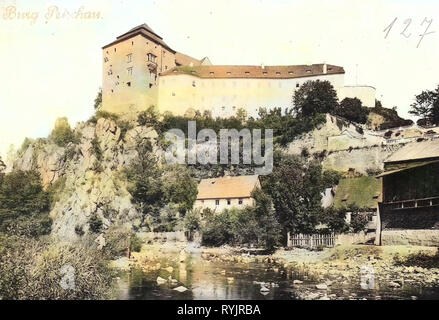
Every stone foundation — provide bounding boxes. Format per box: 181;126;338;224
381;229;439;246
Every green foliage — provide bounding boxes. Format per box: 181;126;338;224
322;170;343;188
20;137;34;154
202;208;259;247
89;215;103;233
293;80;339;117
126;141;198;230
393;249;439;269
409;85;439;126
319;207;349;234
336;98;369;124
47;176;67;208
184;209;201;233
91;135;103;161
348;205;370;233
94;88;102;110
0;170;50;237
88;110;120;124
50;118;78;147
369;100;413;130
201;189;280;249
103;225;132;259
138;105;160;130
130;235;142;253
263;153;326;235
0;235;114;299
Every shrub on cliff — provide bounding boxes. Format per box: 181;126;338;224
50;117;79;147
0;170;51;237
335;98;369;124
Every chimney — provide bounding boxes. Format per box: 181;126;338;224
323;63;327;74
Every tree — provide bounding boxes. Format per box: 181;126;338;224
251;188;281;250
0;170;51;236
50;117;77;147
263;153;326;236
94;88;102;110
409;85;439;125
336;98;369;124
293;80;339;117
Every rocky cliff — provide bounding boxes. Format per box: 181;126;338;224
11;117;159;241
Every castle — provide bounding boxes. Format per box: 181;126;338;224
102;24;376;118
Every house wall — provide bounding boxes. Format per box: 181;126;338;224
194;197;255;212
380;205;439;229
157;73;345;118
101;34;177;116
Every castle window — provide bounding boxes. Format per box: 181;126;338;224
111;89;114;93
106;51;109;54
127;82;131;87
117;75;120;79
222;106;225;111
227;199;231;205
215;200;220;206
104;57;109;63
296;83;300;88
147;53;157;63
232;106;236;110
127;67;133;75
239;199;243;205
165;65;168;70
114;48;116;52
127;54;132;63
107;70;113;76
192;81;196;87
149;83;153;88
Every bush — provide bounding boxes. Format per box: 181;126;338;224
130;235;142;253
89;215;103;233
103;225;132;259
0;235;114;299
50;118;78;147
335;98;369;124
0;170;50;237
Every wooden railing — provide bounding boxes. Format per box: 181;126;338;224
381;196;439;211
287;233;335;248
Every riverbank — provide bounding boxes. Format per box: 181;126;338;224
111;243;439;300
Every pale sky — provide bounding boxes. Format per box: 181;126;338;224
1;0;439;158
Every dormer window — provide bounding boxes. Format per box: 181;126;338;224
276;72;281;75
245;72;250;75
227;72;231;75
263;72;268;75
306;69;311;73
210;72;214;75
288;71;294;75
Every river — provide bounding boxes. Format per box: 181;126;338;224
114;244;439;300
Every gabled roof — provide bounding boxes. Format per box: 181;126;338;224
161;64;344;79
197;175;260;200
333;176;382;210
175;52;202;67
385;140;439;163
102;23;176;53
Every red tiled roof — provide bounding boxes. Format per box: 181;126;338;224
196;175;260;200
161;64;344;79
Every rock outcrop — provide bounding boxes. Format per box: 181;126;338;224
11;117;159;241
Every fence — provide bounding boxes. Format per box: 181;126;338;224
287;233;335;249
